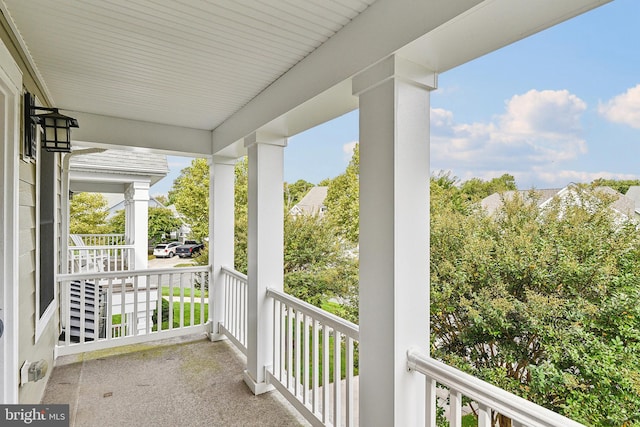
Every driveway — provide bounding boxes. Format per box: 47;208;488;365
147;254;194;269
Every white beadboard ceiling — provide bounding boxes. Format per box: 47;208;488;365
2;0;375;130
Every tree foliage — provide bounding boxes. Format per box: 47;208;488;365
431;183;640;425
460;173;517;202
168;158;209;241
69;192;111;234
234;157;249;274
591;178;640;194
108;207;181;244
325;143;359;243
283;214;357;308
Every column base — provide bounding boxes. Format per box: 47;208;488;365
243;370;274;395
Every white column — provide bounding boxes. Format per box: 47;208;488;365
243;132;286;395
209;156;236;341
353;55;436;427
124;181;150;270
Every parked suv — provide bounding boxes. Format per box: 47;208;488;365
153;241;181;258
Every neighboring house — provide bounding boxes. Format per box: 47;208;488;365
289;186;328;217
106;195;168;218
166;204;191;243
480;185;639;221
625;186;640;216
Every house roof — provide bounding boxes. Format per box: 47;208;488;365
0;0;610;158
291;186;328;216
70;149;169;177
481;185;638;219
480;188;563;215
69;149;169;193
625;186;640;213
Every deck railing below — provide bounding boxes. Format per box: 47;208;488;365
68;245;134;273
70;233;126;246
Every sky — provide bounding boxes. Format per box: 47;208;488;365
151;0;640;195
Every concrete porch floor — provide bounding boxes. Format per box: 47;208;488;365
42;334;310;426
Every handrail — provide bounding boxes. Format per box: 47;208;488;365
267;287;359;340
58;265;211;282
406;348;585;427
69;244;134;250
220;265;247;282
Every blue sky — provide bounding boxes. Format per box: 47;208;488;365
152;0;640;195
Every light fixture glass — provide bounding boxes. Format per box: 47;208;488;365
24;92;78;153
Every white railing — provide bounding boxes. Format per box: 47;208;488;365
68;245;134;273
56;266;210;356
219;266;248;354
267;288;359;427
70;233;126;246
406;348;586;427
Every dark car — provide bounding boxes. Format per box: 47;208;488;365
175;240;204;258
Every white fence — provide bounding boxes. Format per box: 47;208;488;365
219;266;248;354
68;245;134;273
56;266;210;356
406;348;585;427
267;288;359;427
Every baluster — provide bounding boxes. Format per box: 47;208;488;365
426;377;437;427
477;404;491;427
450;388;462;427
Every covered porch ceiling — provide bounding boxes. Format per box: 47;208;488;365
1;0;611;158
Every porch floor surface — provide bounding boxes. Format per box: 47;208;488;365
42;334;310;427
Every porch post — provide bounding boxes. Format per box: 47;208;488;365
244;132;286;395
353;54;436;426
124;181;149;270
209;156;236;341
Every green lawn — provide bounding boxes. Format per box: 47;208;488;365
161;286;208;298
111;300;208;335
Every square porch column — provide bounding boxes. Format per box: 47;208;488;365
353;55;436;427
244;132;286;395
124;181;150;270
209;156;236;341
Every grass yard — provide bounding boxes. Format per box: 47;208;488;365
161;285;208;299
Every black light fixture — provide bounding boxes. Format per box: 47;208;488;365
24;92;78;153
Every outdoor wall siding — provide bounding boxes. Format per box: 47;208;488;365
16;121;58;405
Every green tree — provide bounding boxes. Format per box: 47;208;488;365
591;178;640;194
430;184;640;426
168;158;209;241
234;157;249;274
108;206;181;244
69;192;111;234
325;143;359;243
460;173;517;202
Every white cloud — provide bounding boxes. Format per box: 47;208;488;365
431;89;588;180
598;84;640;128
533;168;640;186
342;141;358;162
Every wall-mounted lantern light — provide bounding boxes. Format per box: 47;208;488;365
24;92;78;153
